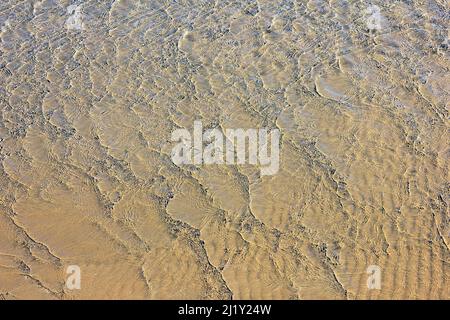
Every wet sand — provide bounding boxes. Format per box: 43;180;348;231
0;0;448;299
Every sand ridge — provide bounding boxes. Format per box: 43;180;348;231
0;0;448;299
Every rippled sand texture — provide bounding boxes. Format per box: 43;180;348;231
0;0;449;299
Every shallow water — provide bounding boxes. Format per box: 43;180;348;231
0;0;448;299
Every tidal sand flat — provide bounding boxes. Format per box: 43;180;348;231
0;0;448;299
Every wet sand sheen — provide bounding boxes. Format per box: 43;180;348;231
0;0;448;299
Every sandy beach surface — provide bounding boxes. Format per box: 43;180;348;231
0;0;448;299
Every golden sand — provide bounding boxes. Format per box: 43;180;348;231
0;0;448;299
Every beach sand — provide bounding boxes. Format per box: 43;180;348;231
0;0;448;299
